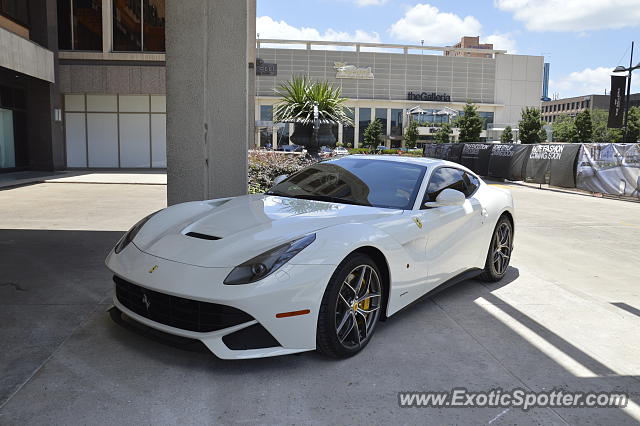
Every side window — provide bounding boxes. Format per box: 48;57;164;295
423;168;466;205
463;172;480;197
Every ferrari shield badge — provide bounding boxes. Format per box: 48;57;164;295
413;217;423;229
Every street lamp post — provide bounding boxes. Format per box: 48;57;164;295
613;41;640;141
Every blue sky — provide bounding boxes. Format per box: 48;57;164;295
256;0;640;98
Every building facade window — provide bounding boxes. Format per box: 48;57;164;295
479;112;494;130
390;109;403;136
57;0;103;51
259;105;273;122
375;108;387;135
0;0;29;27
358;107;371;144
113;0;165;52
342;107;354;146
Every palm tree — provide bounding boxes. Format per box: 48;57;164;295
273;76;353;157
273;76;353;126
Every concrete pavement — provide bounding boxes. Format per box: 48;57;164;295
0;181;638;425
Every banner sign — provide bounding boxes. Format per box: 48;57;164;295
487;144;532;181
608;75;626;128
256;58;277;76
459;143;494;176
549;144;581;188
576;143;640;197
525;144;564;184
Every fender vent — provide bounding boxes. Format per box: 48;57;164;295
185;232;221;241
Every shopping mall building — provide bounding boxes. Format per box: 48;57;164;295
0;0;543;172
255;39;544;149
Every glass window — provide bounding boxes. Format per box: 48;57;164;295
342;107;354;146
479;112;494;130
358;108;371;143
113;0;165;51
113;0;142;51
375;108;387;135
268;157;427;210
57;0;103;51
57;0;72;49
463;172;479;197
143;0;165;51
423;167;467;205
260;105;273;122
73;0;103;50
390;109;403;136
0;0;29;26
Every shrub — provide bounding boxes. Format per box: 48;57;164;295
248;151;315;194
348;148;371;154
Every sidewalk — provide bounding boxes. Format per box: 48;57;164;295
0;170;167;189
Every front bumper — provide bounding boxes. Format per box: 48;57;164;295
105;243;336;360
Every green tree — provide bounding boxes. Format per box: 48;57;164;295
403;120;419;148
434;123;452;143
551;115;576;142
625;106;640;142
591;109;623;143
362;119;383;148
538;127;548;142
500;126;514;143
455;102;483;142
574;109;593;142
519;107;544;144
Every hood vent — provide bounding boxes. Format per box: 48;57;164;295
185;232;221;241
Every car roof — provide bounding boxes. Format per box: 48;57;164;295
344;154;461;169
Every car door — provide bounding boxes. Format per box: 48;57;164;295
411;167;485;291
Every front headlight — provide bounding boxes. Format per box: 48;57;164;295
114;211;160;254
224;234;316;285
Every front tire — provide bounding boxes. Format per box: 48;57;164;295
316;254;383;358
479;216;513;282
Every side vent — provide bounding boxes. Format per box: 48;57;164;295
185;232;221;241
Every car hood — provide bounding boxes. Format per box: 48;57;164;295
133;194;400;267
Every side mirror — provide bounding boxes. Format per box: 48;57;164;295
273;174;289;186
424;188;465;208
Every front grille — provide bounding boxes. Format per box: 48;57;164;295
114;276;253;332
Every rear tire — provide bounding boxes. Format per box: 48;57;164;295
478;216;513;282
316;254;383;358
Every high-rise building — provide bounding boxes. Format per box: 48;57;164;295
541;63;550;101
444;36;494;58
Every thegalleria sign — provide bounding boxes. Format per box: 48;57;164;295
407;91;451;102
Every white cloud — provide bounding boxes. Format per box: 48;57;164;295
354;0;388;5
388;4;482;46
256;16;380;44
484;33;517;53
494;0;640;32
549;66;640;98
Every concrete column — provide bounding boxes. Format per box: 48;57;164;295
386;108;391;148
338;123;343;143
166;0;255;205
354;107;360;148
26;0;65;171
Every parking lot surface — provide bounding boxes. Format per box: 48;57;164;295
0;181;639;425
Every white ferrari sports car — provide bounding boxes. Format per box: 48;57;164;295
106;155;514;360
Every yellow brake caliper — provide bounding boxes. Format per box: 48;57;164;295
357;278;370;311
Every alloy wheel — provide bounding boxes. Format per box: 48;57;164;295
492;222;512;275
335;265;382;349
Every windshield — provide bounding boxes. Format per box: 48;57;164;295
267;158;427;209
